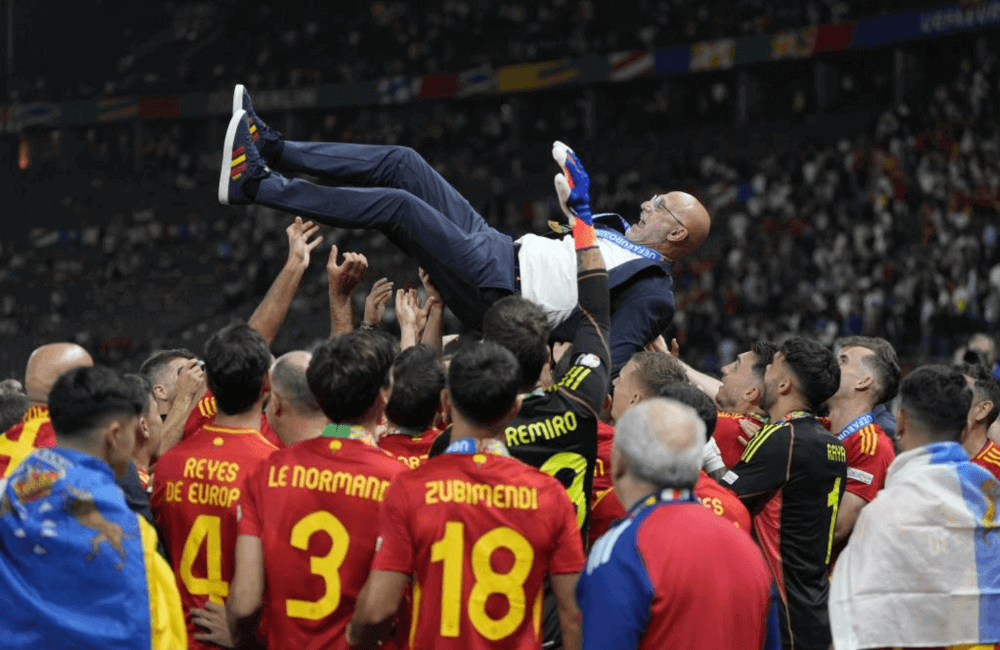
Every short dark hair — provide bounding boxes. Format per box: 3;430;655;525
656;382;718;439
123;373;155;418
0;391;28;433
629;351;688;396
750;340;778;379
957;362;1000;427
386;345;444;430
447;342;520;425
899;365;971;441
838;336;902;404
482;296;549;390
139;348;197;384
781;337;840;412
307;331;397;423
49;366;145;438
203;323;271;416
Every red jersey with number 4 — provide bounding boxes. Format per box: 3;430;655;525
972;440;1000;481
372;452;586;650
151;424;276;650
842;422;894;502
184;391;283;448
239;436;408;650
379;429;440;469
0;406;56;478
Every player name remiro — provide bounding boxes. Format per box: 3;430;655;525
504;410;579;447
424;480;540;510
266;464;390;502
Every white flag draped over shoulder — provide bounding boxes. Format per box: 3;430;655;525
829;442;1000;650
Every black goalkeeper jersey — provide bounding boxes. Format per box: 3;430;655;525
722;414;847;650
429;265;612;540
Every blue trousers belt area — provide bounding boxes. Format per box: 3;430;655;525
254;141;518;330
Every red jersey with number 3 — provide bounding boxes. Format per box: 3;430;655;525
372;452;586;650
150;424;276;650
239;437;408;650
184;391;283;448
0;406;56;478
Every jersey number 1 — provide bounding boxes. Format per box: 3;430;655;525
431;521;535;640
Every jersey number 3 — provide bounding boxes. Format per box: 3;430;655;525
431;521;535;641
286;511;351;620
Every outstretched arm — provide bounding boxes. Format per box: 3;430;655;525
419;268;445;354
327;245;369;336
550;141;611;413
248;217;322;346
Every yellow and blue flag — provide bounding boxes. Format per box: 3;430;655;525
0;447;186;649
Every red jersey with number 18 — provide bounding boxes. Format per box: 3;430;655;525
238;436;408;650
150;424;277;650
372;451;586;650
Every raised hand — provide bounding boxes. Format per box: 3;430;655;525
364;278;394;327
418;267;442;306
327;245;369;297
286;216;323;269
552;141;592;225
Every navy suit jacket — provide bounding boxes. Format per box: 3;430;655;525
550;214;675;377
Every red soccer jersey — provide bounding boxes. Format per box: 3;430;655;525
0;406;57;478
972;440;1000;481
695;471;752;531
842;422;895;502
591;421;615;494
713;412;765;469
184;391;283;449
239;436;408;650
378;428;440;469
151;423;277;650
372;451;586;650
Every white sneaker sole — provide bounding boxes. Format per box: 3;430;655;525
218;109;247;205
232;83;245;115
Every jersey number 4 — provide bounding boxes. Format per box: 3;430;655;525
431;521;536;641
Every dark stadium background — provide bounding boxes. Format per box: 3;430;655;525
2;0;999;379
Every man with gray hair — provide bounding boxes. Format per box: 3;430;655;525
263;351;326;447
576;398;772;649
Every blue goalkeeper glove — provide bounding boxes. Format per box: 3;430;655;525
552;141;592;225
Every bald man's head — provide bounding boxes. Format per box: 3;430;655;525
629;191;711;260
270;351;320;413
612;397;706;490
24;343;94;405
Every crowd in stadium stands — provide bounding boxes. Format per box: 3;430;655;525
5;46;1000;378
17;0;945;101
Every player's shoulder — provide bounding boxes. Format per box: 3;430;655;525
847;423;894;459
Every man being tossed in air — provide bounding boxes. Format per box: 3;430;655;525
220;85;710;374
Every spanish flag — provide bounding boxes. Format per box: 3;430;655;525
0;447;186;649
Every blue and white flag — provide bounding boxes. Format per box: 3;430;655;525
830;442;1000;649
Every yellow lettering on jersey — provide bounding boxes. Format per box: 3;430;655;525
423;480;538;510
396;454;427;469
278;464;387;502
827;444;847;463
184;457;240;483
504;411;578;447
185;481;241;508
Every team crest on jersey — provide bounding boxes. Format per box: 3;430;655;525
576;353;601;369
13;464;63;503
